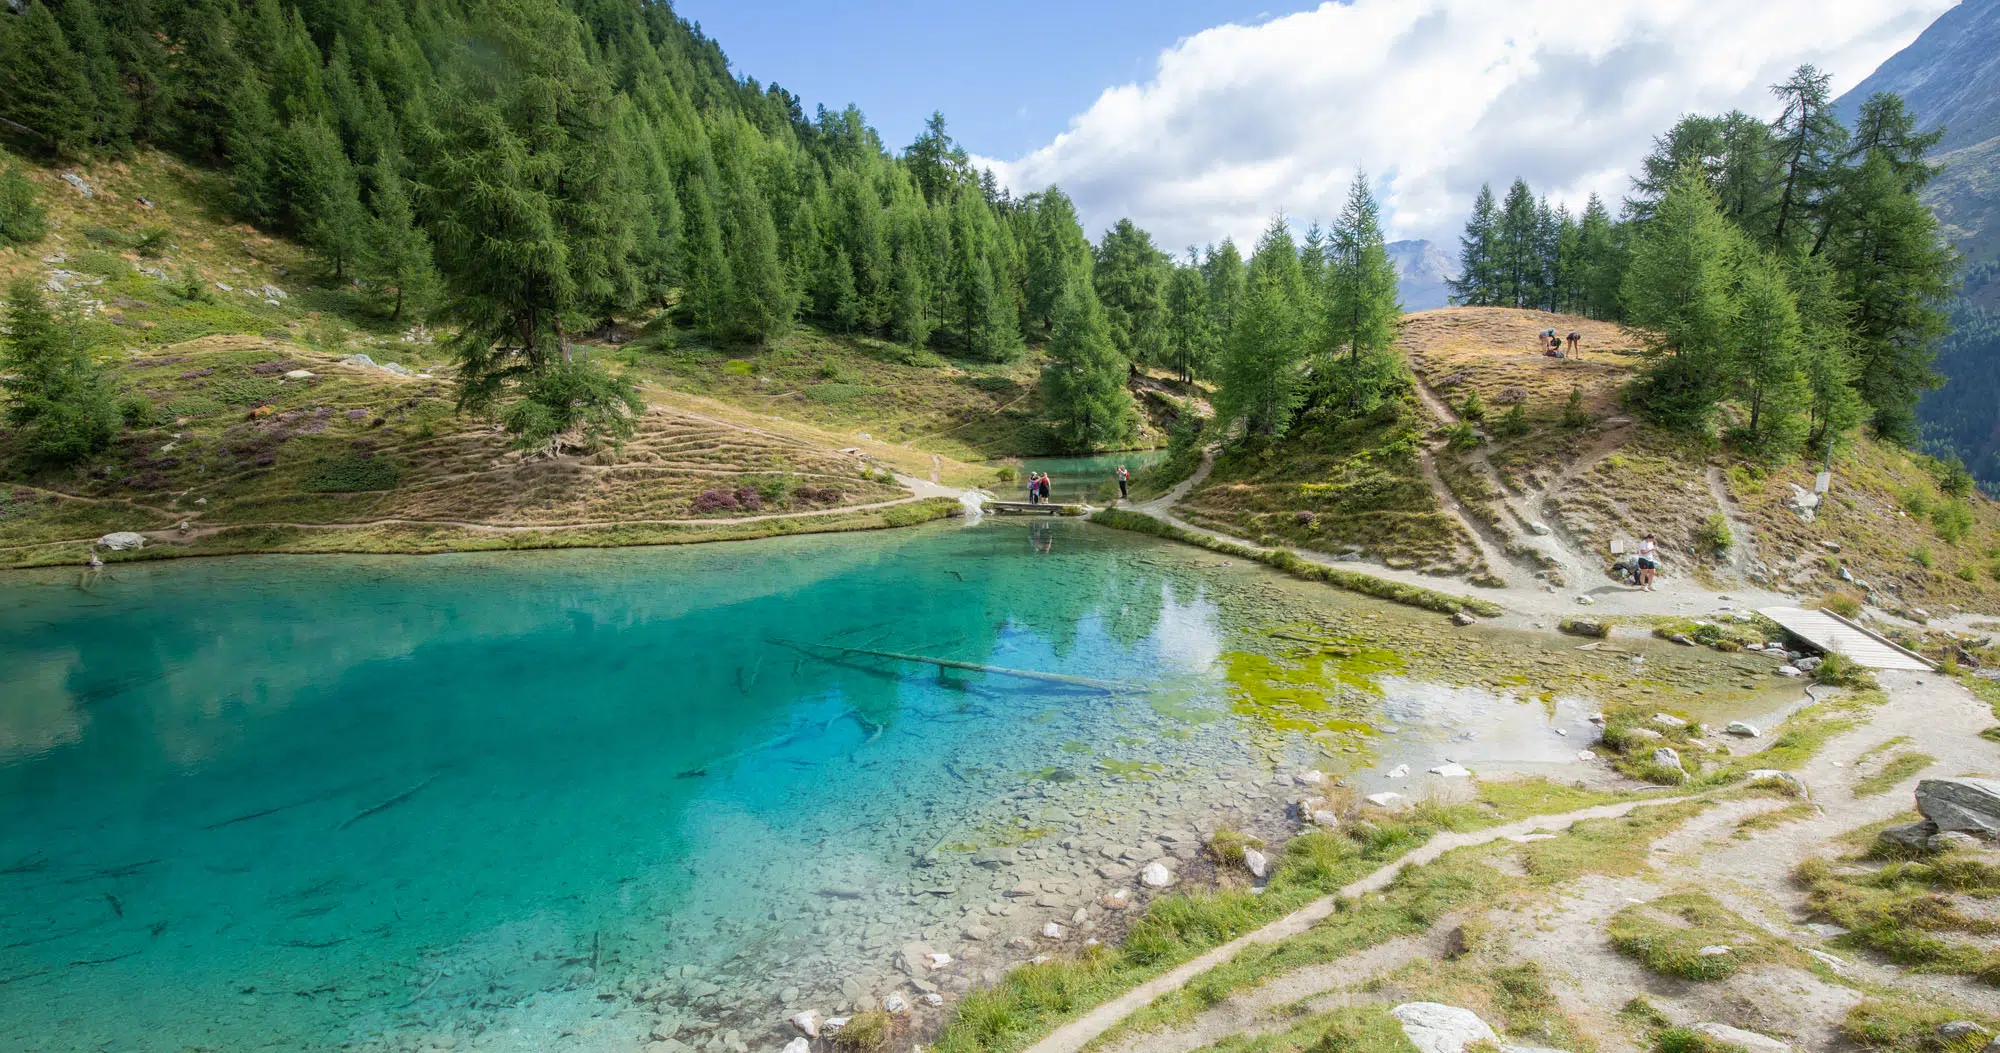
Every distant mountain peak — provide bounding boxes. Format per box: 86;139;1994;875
1385;239;1459;312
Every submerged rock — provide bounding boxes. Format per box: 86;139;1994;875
788;1011;820;1038
1139;861;1174;888
1366;792;1404;808
1428;763;1471;778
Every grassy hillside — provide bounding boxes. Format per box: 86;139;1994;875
1403;307;2000;614
0;149;1198;567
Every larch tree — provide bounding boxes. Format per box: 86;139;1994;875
1161;253;1213;383
1726;251;1809;458
1320;173;1402;415
1622;165;1741;430
1040;276;1133;451
1449;184;1498;305
1093;218;1168;370
1215;216;1307;439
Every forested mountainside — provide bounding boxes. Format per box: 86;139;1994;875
1827;0;2000;490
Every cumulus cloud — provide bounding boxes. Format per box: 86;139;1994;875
973;0;1956;249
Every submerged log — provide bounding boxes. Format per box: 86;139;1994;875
772;640;1133;693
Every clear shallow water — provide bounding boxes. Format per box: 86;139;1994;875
1010;450;1166;505
0;520;1784;1051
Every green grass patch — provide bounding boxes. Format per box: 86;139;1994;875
1607;892;1795;980
1193;1005;1413;1053
1089;508;1502;618
1844;997;2000;1053
1795;834;2000;981
1854;752;1937;797
300;454;400;493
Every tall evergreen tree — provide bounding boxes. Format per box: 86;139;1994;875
1725;251;1809;457
1788;251;1866;451
1449;184;1499;305
1320;173;1401;415
1161;252;1213;383
276;116;365;278
1767;65;1845;248
1092;218;1168;370
1040;276;1133;451
0;278;120;464
0;2;97;157
1215;217;1307;438
1622;166;1741;430
1023;188;1091;329
1201;239;1247;341
364;158;438;321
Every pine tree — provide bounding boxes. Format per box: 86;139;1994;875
49;0;137;152
1787;252;1866;451
1622;166;1741;430
1201;239;1247;341
1449;184;1498;305
1093;218;1167;369
277;117;366;278
1726;251;1809;458
1161;254;1213;383
0;2;97;157
1040;276;1133;451
1822;151;1955;441
0;165;49;246
364;158;438;321
0;278;120;465
1495;179;1539;307
1215;217;1307;438
1577;195;1623;319
1767;65;1846;249
713;122;794;344
1320;173;1401;415
1024;188;1091;328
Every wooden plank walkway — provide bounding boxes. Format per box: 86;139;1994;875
1758;606;1935;671
985;501;1086;516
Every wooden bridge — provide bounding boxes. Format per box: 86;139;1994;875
984;501;1087;517
1758;606;1936;671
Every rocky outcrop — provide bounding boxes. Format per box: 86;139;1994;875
1918;778;2000;837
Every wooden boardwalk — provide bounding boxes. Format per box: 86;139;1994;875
985;501;1086;516
1758;606;1935;671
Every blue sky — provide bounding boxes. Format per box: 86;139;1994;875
674;1;1955;248
671;0;1285;158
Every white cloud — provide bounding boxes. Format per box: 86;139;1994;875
973;0;1957;249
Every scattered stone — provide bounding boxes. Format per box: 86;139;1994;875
1388;764;1410;779
1697;945;1732;957
1040;922;1065;940
1576;750;1597;762
882;993;910;1015
1242;847;1270;879
1560;618;1608;638
1693;1023;1791;1053
283;369;314;380
1931;831;1982;853
962;923;993;941
62;172;93;197
1804;922;1849;938
1918;778;2000;837
1651;747;1686;780
1937;1022;1989;1041
1725;721;1759;737
972;848;1015;868
1139;862;1174;888
783;1040;809;1053
1529;521;1552;536
1294;770;1328;788
1625;727;1664;743
1876;819;1936;854
788;1011;820;1038
1575;595;1596;606
97;531;146;551
1652;713;1688;728
1366;792;1404;808
923;952;953;970
1429;763;1472;778
822;1016;851;1035
1391;1002;1498;1053
1097;889;1131;910
923;992;944;1008
1777;665;1802;677
1452;611;1476;626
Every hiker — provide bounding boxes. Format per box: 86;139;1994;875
1038;473;1053;503
1637;533;1659;591
1544;335;1564;358
1116;464;1130;501
1539;327;1557;351
1566;330;1581;357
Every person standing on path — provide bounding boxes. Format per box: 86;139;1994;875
1027;472;1040;505
1637;533;1659;590
1039;473;1053;504
1116;464;1130;501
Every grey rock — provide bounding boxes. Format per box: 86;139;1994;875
97;531;146;551
972;848;1015;867
61;172;93;197
1725;721;1759;737
1452;611;1476;626
1391;1002;1497;1053
1651;747;1686;779
1879;820;1939;852
1652;713;1689;728
1139;861;1174;888
1930;831;1982;853
1529;521;1552;536
1937;1022;1989;1041
1917;778;2000;837
1670;633;1698;646
1691;1023;1790;1053
1624;726;1664;743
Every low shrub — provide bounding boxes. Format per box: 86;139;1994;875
1696;513;1732;556
300;454;398;492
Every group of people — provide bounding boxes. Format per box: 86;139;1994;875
1539;327;1582;358
1022;464;1132;506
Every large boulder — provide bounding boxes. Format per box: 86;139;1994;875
1917;778;2000;838
1391;1003;1497;1053
1691;1023;1791;1053
97;531;146;551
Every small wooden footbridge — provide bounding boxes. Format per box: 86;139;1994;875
1758;606;1936;671
984;500;1087;517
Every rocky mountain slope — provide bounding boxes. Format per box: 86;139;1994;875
1387;239;1458;312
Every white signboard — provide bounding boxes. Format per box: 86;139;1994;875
1814;472;1832;494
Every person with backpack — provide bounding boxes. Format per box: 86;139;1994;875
1038;473;1053;503
1115;464;1130;501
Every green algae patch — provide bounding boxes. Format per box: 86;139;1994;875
1145;689;1223;725
1221;645;1401;733
1095;759;1162;779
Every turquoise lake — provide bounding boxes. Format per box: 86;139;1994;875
0;518;1766;1051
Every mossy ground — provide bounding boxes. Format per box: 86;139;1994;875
1607;892;1797;980
1796;828;2000;982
